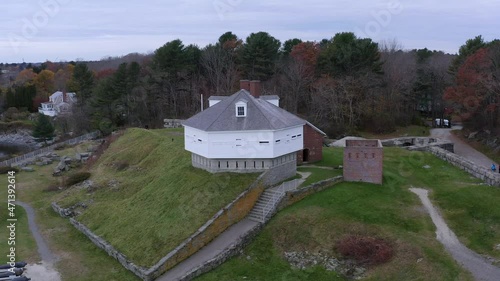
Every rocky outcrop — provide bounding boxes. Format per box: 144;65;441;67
0;129;39;148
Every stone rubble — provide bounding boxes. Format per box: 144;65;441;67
284;251;366;279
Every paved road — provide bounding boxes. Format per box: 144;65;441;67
410;188;500;281
431;126;496;169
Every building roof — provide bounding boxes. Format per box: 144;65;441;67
208;96;227;101
183;90;305;131
306;121;327;136
260;95;280;101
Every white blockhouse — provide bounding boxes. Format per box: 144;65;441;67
183;80;305;173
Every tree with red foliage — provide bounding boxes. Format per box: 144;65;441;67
290;42;320;77
444;44;500;130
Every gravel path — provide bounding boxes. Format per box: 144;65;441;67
431;126;496;169
16;201;61;281
409;188;500;281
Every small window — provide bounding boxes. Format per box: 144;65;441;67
275;140;281;143
259;141;269;144
237;106;245;116
297;134;302;137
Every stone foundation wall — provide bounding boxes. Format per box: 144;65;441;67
428;147;500;187
261;160;297;186
192;153;296;175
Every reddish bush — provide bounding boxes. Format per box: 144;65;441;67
336;235;393;266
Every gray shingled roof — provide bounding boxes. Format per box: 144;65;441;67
183;90;305;131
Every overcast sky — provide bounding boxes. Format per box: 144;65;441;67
0;0;499;63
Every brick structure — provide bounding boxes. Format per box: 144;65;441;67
297;123;326;164
343;139;383;184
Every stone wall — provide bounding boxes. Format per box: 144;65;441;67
428;147;500;187
261;160;297;186
382;137;454;153
69;219;148;280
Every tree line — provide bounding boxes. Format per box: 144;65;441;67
1;32;498;137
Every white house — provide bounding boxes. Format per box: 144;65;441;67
183;80;306;173
39;91;77;117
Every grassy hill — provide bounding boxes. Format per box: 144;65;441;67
196;147;500;281
55;128;259;267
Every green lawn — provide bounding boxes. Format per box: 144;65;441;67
55;128;259;267
196;147;500;281
5;144;139;281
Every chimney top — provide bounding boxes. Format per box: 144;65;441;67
249;80;261;99
240;80;250;91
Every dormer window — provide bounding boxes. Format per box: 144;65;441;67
235;100;247;117
237;106;245;116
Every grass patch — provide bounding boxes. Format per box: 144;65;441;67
310;147;344;167
297;167;342;187
55;128;259;267
196;147;500;280
358;125;430;139
0;144;140;280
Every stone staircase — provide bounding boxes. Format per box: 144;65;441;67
247;178;303;223
247;189;285;223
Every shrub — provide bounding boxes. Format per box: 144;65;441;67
336;235;394;266
65;172;91;187
0;166;19;174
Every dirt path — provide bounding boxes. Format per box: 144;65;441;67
16;201;62;281
431;126;495;169
409;188;500;281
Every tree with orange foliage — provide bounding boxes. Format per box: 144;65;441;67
34;69;55;99
15;69;37;86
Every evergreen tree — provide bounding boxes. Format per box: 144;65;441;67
32;113;55;142
240;32;281;80
317;32;383;76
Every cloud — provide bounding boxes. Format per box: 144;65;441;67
0;0;498;62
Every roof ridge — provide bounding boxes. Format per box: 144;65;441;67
251;95;275;130
205;90;241;131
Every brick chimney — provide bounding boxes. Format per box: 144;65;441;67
240;80;250;91
249;80;261;99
